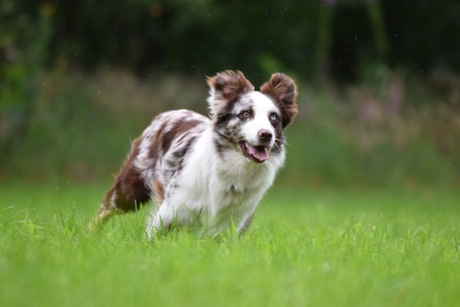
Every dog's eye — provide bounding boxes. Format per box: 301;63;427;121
239;111;251;120
269;113;279;123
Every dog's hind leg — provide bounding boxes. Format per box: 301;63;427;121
88;174;151;231
88;138;151;231
88;187;120;231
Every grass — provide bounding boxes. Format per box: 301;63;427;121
1;182;459;307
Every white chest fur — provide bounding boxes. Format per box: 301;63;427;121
146;128;285;236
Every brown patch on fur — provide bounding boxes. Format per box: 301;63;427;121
260;73;298;128
102;137;150;212
207;70;254;102
148;119;204;160
165;119;203;149
153;179;164;204
89;137;149;230
147;121;168;161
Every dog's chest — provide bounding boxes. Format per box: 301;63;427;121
200;175;264;231
207;162;273;211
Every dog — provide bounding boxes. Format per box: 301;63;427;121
88;70;298;237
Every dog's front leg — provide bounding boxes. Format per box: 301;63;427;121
145;202;175;239
237;212;255;237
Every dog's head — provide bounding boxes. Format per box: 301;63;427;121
207;70;298;163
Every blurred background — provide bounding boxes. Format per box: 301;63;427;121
1;0;459;190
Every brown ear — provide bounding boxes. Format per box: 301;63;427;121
207;70;254;102
260;73;298;128
207;70;254;116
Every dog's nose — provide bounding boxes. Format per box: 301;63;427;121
258;129;273;142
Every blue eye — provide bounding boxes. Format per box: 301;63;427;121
270;114;278;121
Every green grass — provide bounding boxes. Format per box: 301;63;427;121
1;182;459;306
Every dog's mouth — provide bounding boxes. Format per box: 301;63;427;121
238;141;269;163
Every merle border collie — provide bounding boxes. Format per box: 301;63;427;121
89;70;298;237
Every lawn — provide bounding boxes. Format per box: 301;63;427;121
1;182;459;306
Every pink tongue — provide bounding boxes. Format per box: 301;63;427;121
247;144;269;162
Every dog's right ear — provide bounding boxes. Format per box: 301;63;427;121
207;70;254;116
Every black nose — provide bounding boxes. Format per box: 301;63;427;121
258;129;273;142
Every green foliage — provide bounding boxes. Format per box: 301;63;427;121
0;1;53;159
4;0;459;80
1;75;140;181
0;69;458;188
1;1;459;187
1;183;460;306
282;124;457;189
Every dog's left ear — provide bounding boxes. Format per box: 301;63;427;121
207;70;254;116
260;73;298;128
